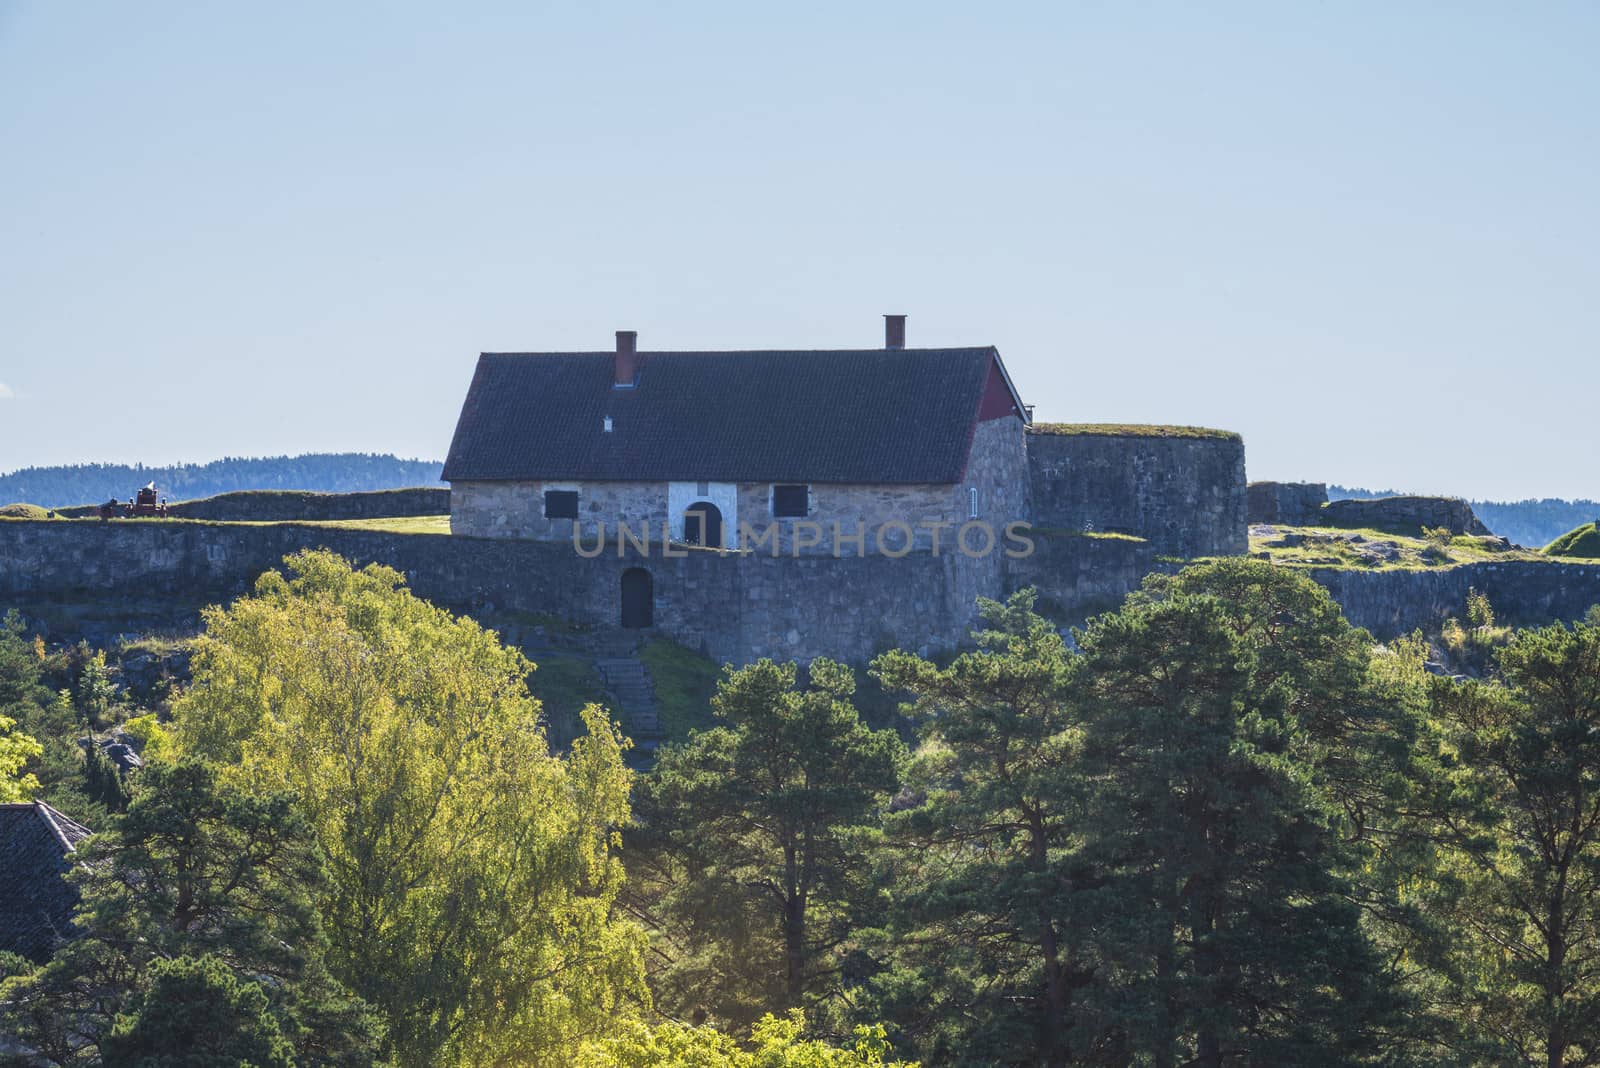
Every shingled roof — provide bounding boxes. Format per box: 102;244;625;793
0;802;91;962
442;348;1022;484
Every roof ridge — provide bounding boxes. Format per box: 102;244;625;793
32;801;91;852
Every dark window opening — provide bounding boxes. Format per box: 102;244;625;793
772;484;809;518
544;490;579;519
683;502;724;549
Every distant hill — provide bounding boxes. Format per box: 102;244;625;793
0;453;444;509
1331;485;1600;549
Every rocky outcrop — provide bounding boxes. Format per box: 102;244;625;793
1321;496;1491;537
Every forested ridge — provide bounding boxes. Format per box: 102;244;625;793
0;454;444;508
4;554;1600;1065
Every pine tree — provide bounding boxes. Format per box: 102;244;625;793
632;657;904;1030
1416;619;1600;1066
1072;563;1413;1067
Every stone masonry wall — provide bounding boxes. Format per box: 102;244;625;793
1026;430;1248;558
452;416;1033;558
1305;561;1600;639
1005;532;1161;625
1247;482;1328;525
0;520;1009;665
452;480;668;542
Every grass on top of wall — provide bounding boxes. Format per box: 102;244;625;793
1546;522;1600;559
1027;423;1242;442
0;513;454;535
296;515;453;535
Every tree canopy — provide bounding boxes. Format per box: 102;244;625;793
171;550;645;1067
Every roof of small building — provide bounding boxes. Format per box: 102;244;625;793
0;801;91;962
442;348;1022;484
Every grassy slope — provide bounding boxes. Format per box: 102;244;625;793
1546;523;1600;559
640;638;722;743
0;514;454;534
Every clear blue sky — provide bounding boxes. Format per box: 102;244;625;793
2;2;1597;500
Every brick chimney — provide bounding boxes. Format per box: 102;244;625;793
884;314;906;350
614;330;639;387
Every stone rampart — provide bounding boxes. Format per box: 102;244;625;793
0;519;1010;665
1247;482;1328;525
57;488;448;522
1026;427;1247;557
1305;561;1600;639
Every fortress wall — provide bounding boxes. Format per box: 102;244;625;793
1306;561;1600;639
1026;430;1248;558
1005;532;1161;625
57;488;449;522
0;520;1005;664
1247;482;1328;526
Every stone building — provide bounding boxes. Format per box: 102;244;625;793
442;316;1033;559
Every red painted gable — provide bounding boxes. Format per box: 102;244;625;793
977;355;1022;422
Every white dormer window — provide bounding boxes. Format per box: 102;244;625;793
968;487;980;519
603;416;614;433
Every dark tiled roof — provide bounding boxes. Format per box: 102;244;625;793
0;802;90;962
442;348;1008;484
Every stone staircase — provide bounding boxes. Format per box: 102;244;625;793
595;655;662;750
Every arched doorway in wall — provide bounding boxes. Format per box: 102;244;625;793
682;502;723;549
621;567;653;629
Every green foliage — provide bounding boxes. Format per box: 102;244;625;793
632;658;904;1029
868;590;1095;1064
101;955;296;1068
172;550;644;1067
1545;520;1600;559
639;638;721;742
81;745;130;813
1440;589;1513;675
121;713;172;763
0;612;46;803
1072;562;1412;1065
1411;620;1600;1065
0;709;41;802
0;503;52;519
577;1010;919;1067
0;758;381;1066
71;648;116;728
1466;586;1495;629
